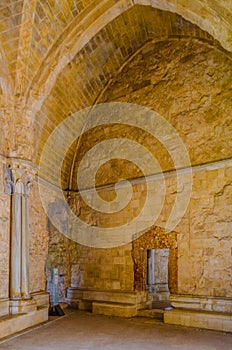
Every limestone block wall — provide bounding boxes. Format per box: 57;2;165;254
46;217;134;293
68;242;134;292
100;39;232;167
29;180;49;293
41;35;231;300
178;165;232;297
45;224;72;301
44;162;231;298
64;162;231;298
95;37;232;298
0;1;231;327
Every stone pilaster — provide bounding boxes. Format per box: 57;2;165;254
4;161;37;314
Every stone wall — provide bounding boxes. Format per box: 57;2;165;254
100;39;232;167
45;225;71;302
35;36;232;301
64;161;231;298
179;165;232;297
68;242;134;292
97;38;232;298
29;180;49;293
46;207;134;296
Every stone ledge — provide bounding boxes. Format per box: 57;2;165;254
0;306;49;340
170;294;232;313
66;288;148;306
92;301;137;318
66;298;93;311
164;309;232;333
0;299;9;317
137;308;164;320
31;291;50;307
152;292;170;301
9;298;37;315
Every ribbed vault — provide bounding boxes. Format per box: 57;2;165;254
0;1;231;166
32;5;232;189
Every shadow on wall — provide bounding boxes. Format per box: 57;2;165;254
45;198;84;303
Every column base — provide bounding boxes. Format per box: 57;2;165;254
9;298;37;315
0;299;9;317
0;292;49;340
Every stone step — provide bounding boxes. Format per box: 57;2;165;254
67;288;147;305
0;306;48;340
65;298;95;311
150;292;170;301
152;300;172;309
92;301;137;318
164;308;232;333
31;291;50;308
137;308;164;320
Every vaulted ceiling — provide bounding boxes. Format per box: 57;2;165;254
0;1;231;189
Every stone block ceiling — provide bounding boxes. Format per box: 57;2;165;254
0;1;231;165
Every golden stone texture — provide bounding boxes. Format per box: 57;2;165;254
0;1;231;334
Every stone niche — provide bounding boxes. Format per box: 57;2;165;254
132;225;177;293
147;248;170;293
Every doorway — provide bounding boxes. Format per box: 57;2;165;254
146;249;170;293
132;225;178;294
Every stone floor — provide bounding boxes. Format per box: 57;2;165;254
0;309;231;349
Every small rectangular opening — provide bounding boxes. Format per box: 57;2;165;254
146;248;170;293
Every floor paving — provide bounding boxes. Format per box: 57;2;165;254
0;309;231;349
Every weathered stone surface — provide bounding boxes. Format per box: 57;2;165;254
0;0;231;337
164;308;232;332
92;301;137;318
45;197;135;295
100;39;232;167
58;161;231;298
29;180;49;293
132;225;178;293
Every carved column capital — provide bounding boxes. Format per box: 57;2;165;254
4;160;37;195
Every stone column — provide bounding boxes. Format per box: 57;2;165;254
4;162;36;314
11;180;23;299
21;178;32;299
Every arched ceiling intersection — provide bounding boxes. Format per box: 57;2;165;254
36;6;218;164
0;0;231;159
35;5;232;189
26;0;232;117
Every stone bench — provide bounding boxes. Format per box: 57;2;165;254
164;308;232;332
92;301;137;318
